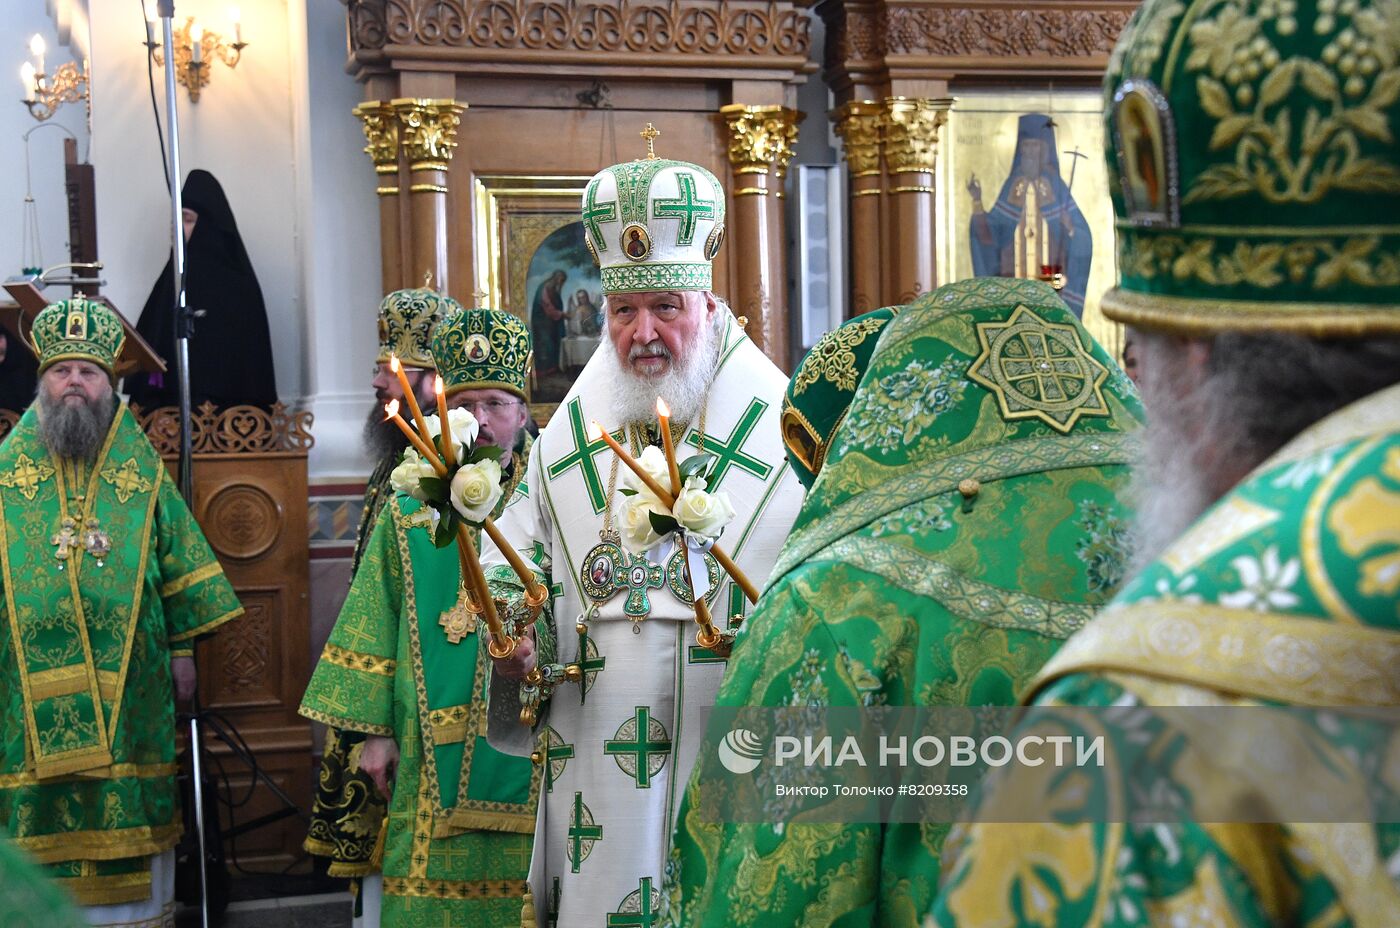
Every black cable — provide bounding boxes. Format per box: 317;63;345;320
141;0;170;190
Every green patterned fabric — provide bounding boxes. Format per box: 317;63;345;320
0;839;85;927
583;157;727;294
1102;0;1400;335
302;450;399;878
432;306;533;400
29;297;125;375
300;486;539;927
664;278;1143;927
377;288;461;368
927;382;1400;927
781;308;900;490
0;404;243;906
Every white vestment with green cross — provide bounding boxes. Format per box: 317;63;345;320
483;313;802;927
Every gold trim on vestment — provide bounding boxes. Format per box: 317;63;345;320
56;869;153;907
298;705;395;738
1028;602;1400;707
107;477;161;754
167;604;242;643
321;641;397;677
382;876;530;900
0;761;177;789
159;561;224;598
1101;286;1400;337
16;821;182;864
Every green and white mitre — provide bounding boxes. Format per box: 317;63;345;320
1101;0;1400;335
581;128;727;294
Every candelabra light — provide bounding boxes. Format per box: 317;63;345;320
145;10;247;104
18;34;89;122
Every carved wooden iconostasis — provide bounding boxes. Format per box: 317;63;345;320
342;0;814;384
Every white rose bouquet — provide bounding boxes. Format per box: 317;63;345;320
616;449;736;555
395;406;506;548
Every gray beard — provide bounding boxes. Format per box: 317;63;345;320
39;391;116;461
599;313;723;426
363;404;409;463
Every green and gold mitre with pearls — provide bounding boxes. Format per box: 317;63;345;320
1102;0;1400;335
376;286;462;368
581;127;727;294
29;295;125;376
431;306;533;400
781;307;900;490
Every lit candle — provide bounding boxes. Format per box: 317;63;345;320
229;6;243;44
435;375;456;467
189;21;202;63
384;400;447;475
390;354;435;461
655;397;682;497
589;419;760;604
19;62;35;103
29;34;45;78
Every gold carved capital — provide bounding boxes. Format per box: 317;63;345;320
832;100;884;177
391;98;466;166
720;104;802;176
353;101;398;171
882;97;951;175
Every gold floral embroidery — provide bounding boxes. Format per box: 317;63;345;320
0;452;54;501
1326;446;1400;598
1122;233;1400;290
791;314;891;396
99;458;153;504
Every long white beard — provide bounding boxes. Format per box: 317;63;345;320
598;312;724;426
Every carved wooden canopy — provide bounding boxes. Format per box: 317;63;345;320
816;0;1137;100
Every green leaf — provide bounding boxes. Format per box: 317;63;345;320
470;445;505;463
418;476;449;502
618;487;638;497
679;452;716;483
648;511;680;537
433;508;458;548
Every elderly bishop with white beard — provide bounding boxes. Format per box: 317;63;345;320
482;134;802;926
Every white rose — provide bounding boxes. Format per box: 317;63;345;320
425;407;480;459
389;449;435;501
624;445;673;496
449;459;504;523
619;490;670;555
673;476;735;542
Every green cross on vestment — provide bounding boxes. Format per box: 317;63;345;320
528;541;564;600
578;637;607;705
546;399;620;513
604;706;671;788
567;792;602;873
544;727;574;792
652;172;717;245
607;877;660;928
684;398;772;489
620;551;664;617
689;584;748;664
582;183;619;254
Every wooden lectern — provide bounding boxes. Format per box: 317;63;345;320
0;280;165;378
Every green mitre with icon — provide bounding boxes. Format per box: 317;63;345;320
781;307;901;489
1102;0;1400;336
582;125;727;295
431;306;533;400
29;295;126;376
377;285;463;369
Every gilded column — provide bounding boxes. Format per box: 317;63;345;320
720;104;801;366
882;97;949;303
392;98;465;295
833;101;885;315
353;101;404;294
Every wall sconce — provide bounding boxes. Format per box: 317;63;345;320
146;8;247;103
18;33;89;122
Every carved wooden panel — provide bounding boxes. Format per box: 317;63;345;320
204;588;281;709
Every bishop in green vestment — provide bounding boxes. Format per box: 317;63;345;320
304;286;459;882
665;278;1143;927
924;0;1400;923
300;306;541;927
0;297;242;912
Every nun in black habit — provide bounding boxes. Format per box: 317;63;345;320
125;170;278;408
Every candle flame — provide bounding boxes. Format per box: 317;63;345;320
29;35;45;58
229;6;241;25
389;353;400;373
189;20;203;42
435;374;445;394
586;420;602;442
384;398;399;419
655;397;670;417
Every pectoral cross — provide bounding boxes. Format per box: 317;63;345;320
51;517;79;561
439;585;480;644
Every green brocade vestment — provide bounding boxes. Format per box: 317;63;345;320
926;383;1400;928
300;493;540;927
0;403;243;906
667;279;1144;927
